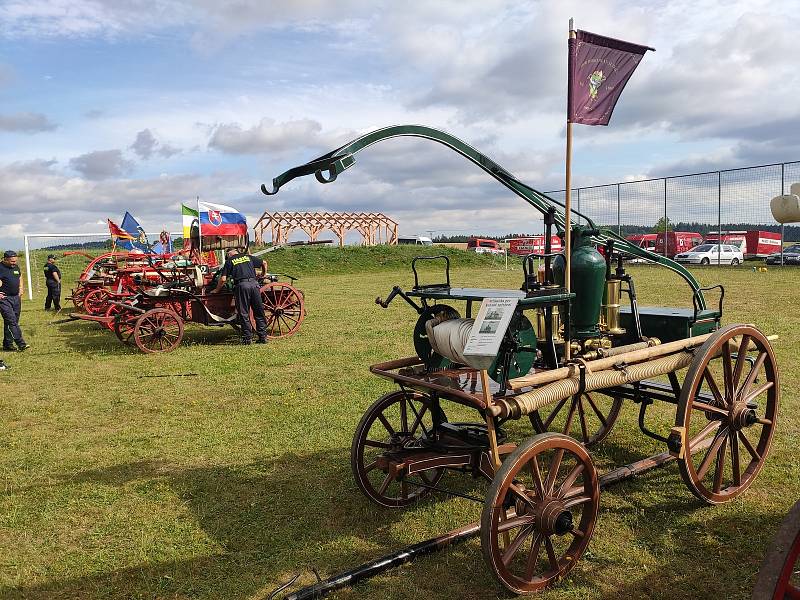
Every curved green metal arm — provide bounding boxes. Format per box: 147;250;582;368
263;124;706;309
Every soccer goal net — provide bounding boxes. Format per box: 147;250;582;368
23;233;112;301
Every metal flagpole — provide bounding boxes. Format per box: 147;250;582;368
196;195;202;261
564;18;576;360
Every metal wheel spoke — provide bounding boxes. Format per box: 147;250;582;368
713;437;727;493
738;431;761;461
544;536;559;572
364;439;390;449
529;455;546;499
502;525;533;566
524;533;544;580
737;351;767;401
542;397;569;429
584;394;608;427
544;449;565;496
729;429;741;486
557;463;584;498
697;427;729;481
703;368;725;406
742;381;774;405
732;335;751;390
577;399;590;443
377;413;396;437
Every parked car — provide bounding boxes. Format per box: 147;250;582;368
674;244;743;265
398;235;433;246
764;244;800;265
467;237;504;255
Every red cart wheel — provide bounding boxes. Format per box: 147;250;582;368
103;303;122;330
676;324;779;504
351;390;447;508
258;282;305;339
133;308;184;353
113;310;139;344
83;288;110;315
481;433;599;594
529;392;623;447
752;500;800;600
71;285;88;309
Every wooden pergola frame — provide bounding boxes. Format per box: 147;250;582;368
253;211;398;247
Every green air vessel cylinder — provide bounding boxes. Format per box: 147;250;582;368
552;227;606;338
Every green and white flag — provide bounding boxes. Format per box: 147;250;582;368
182;203;198;239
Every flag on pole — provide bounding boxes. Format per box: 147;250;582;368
182;204;199;240
568;30;654;126
197;201;247;236
153;231;172;255
119;211;149;251
107;219;134;240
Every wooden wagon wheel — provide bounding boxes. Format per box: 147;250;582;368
481;433;599;594
529;392;623;447
351;390;447;508
259;282;305;339
103;303;123;330
71;285;88;309
133;308;184;354
113;310;139;344
83;288;110;315
752;500;800;600
675;323;778;504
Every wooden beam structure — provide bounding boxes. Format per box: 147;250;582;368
253;212;398;247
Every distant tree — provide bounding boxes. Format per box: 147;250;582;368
652;217;674;233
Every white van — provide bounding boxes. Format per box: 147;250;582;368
397;235;433;246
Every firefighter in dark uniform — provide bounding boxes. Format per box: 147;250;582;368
43;254;62;311
0;250;29;351
212;248;268;344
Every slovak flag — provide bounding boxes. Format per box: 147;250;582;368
197;201;248;236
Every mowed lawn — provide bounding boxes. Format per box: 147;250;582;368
1;250;798;600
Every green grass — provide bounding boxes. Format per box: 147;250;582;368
1;248;798;599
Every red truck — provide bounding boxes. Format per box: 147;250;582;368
654;231;704;258
507;235;563;256
704;230;781;259
625;233;658;252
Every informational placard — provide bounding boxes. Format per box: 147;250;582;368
462;297;518;370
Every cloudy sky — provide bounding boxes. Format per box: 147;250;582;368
1;0;798;248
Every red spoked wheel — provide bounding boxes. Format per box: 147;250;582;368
71;285;89;309
113;310;139;344
132;308;184;354
752;500;800;600
83;288;111;315
258;282;305;339
103;303;123;330
481;433;599;594
676;324;779;504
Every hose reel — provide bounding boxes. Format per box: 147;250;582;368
414;305;536;383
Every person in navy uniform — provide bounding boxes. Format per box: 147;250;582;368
212;247;268;344
0;250;29;351
43;254;62;311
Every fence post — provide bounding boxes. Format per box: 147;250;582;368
781;163;785;266
617;183;621;236
663;178;668;256
717;171;722;265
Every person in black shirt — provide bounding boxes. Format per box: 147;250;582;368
43;254;62;311
212;247;268;344
0;250;29;351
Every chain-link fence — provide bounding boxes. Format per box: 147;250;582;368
546;161;800;250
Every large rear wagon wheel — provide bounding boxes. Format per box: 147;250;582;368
529;392;623;447
481;433;599;594
133;308;184;354
676;324;778;504
351;390;447;508
259;282;305;339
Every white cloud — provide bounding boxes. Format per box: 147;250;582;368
208;118;327;155
69;149;133;179
0;111;57;132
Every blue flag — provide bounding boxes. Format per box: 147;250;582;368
119;212;149;251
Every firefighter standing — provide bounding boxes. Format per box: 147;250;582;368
43;254;62;311
0;250;29;352
212;248;268;344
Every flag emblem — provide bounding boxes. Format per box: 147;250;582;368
209;210;222;226
588;70;606;100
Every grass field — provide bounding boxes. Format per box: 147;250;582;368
1;247;798;599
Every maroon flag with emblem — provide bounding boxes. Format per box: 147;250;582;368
568;30;654;126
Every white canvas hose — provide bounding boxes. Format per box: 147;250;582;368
425;317;475;366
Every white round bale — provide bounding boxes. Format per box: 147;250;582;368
770;193;800;224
